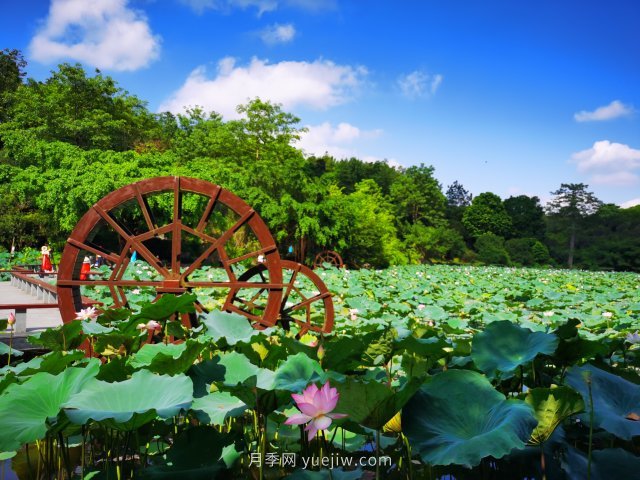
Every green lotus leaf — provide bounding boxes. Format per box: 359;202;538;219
334;375;424;430
287;468;364;479
131;293;196;322
17;350;85;377
0;342;23;357
561;446;640;480
200;310;265;345
63;369;193;429
81;319;114;335
0;361;100;451
192;391;247;425
566;364;640;440
273;352;324;391
128;340;203;375
27;321;85;351
402;369;537;467
396;335;449;358
216;351;275;389
137;426;228;479
524;387;584;445
471;320;558;376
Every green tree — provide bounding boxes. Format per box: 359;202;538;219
404;224;465;263
462;192;512;238
0;48;27;124
342;179;405;267
0;63;156;152
503;195;546;239
475;233;510;265
546;183;601;268
390;164;446;226
445;180;472;207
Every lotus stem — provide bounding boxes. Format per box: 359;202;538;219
376;428;381;480
7;329;13;366
586;372;594;480
540;444;546;480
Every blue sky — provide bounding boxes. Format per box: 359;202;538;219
3;0;640;207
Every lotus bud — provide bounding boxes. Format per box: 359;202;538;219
317;344;325;361
8;312;16;326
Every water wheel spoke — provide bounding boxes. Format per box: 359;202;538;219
181;223;217;246
172;177;182;275
134;184;157;232
67;238;119;264
196;185;221;232
181;209;255;280
225;303;262;323
282;265;301;304
93;204;171;278
224;245;277;266
284;292;332;313
185;281;283;289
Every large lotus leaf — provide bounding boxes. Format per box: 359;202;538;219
334;375;425;430
561;446;640;480
199;310;266;345
396;335;450;358
128;340;203;375
137;426;229;479
216;351;275;389
471;320;558;376
287;469;364;479
192;391;247;424
27;321;85;351
322;331;383;373
273;352;324;391
524;387;584;445
0;361;100;451
63;369;193;429
402;369;537;468
566;364;640;440
131;293;196;322
0;342;23;357
12;351;86;378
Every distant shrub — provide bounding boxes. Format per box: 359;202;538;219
475;233;510;266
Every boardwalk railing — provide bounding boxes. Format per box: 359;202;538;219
2;270;98;335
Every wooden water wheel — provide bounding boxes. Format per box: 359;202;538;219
57;177;284;329
229;260;334;336
313;250;344;269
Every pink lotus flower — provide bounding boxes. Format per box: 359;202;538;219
146;320;162;331
7;312;16;326
285;382;347;441
75;306;98;321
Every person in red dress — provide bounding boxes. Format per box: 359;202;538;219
41;245;53;272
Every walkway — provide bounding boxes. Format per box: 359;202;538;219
0;281;62;333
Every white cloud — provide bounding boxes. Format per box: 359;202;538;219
159;57;366;118
29;0;160;71
180;0;334;15
398;70;443;99
297;122;400;166
260;23;296;45
574;100;634;122
590;171;639;186
620;198;640;208
571;140;640;186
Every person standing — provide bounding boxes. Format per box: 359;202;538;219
41;245;53;272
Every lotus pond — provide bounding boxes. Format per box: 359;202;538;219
1;265;640;479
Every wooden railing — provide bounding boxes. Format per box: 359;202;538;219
2;271;98;335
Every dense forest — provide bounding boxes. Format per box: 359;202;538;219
1;49;639;272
